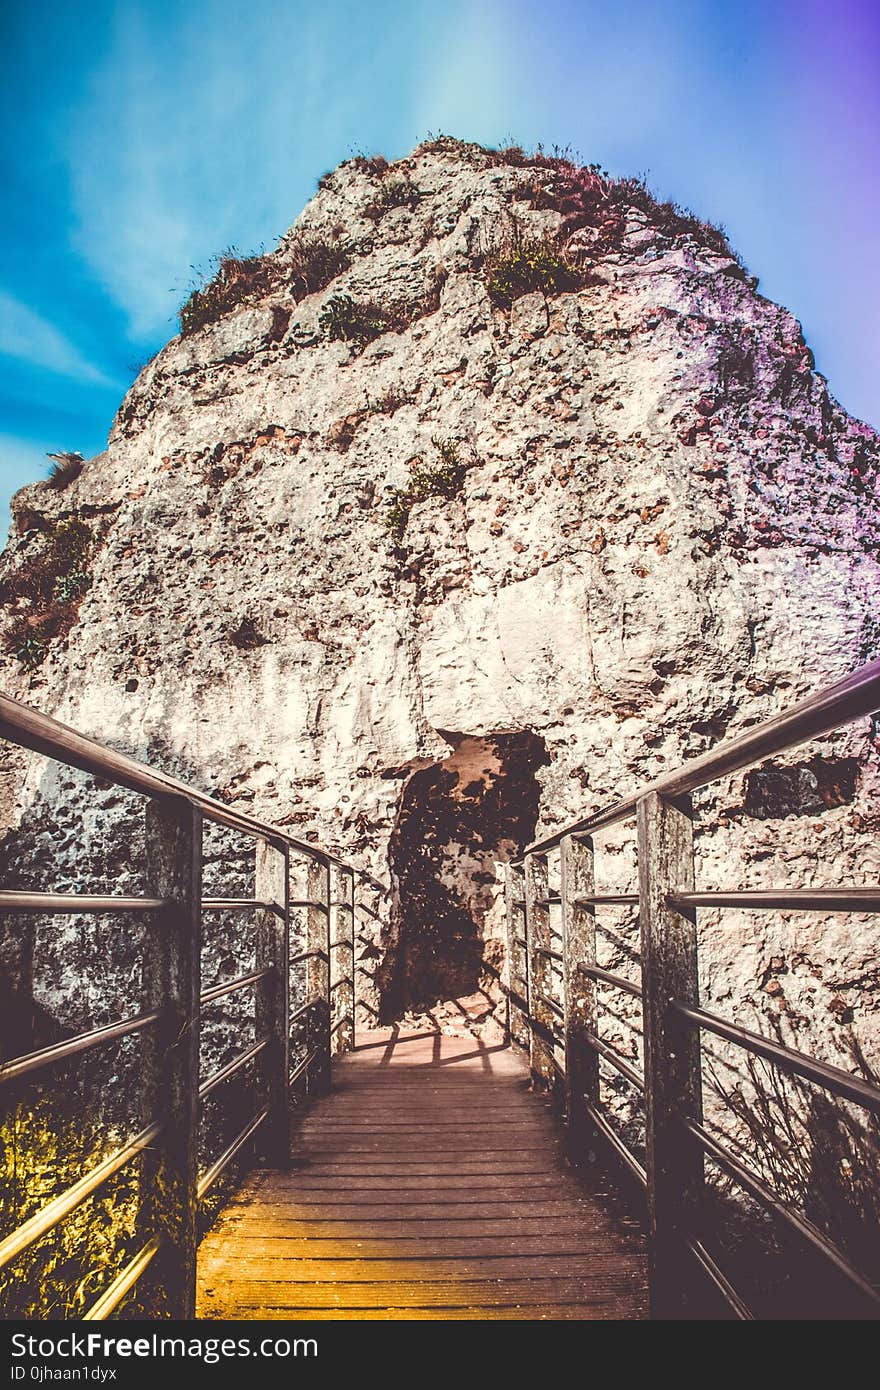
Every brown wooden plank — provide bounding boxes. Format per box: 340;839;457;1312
197;1024;647;1321
238;1176;586;1194
217;1199;598;1220
207;1217;632;1239
196;1306;638;1320
198;1257;640;1281
197;1279;644;1309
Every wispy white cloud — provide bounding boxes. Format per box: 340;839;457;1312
65;3;332;340
62;0;506;343
0;292;115;385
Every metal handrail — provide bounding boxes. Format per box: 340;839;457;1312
674;1002;880;1113
200;967;272;1005
582;1028;644;1091
505;654;880;1320
0;892;170;914
198;1036;271;1101
672;889;880;912
0;1120;163;1273
197;1106;270;1200
0;691;366;873
681;1116;880;1310
0;1009;161;1085
0;686;364;1323
578;962;643;998
82;1236;162;1321
289;1047;320;1087
522;655;880;855
582;1098;647;1187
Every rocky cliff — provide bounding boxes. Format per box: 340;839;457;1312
2;137;879;1064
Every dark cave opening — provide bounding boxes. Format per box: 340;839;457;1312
377;730;549;1022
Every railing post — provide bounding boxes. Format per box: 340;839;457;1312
638;790;704;1319
140;796;201;1320
524;851;555;1088
504;863;529;1051
348;869;357;1049
560;833;599;1164
254;837;290;1164
306;855;331;1095
331;864;355;1055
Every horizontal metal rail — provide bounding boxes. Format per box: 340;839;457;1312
82;1236;162;1321
289;1047;320;1087
584;1029;644;1091
684;1235;753;1320
328;939;351;950
0;1120;163;1273
200;967;272;1005
289;998;321;1028
290;949;327;966
201;897;279;914
0;1010;160;1085
674;1002;880;1113
197;1106;270;1200
575;893;640;906
533;945;564;963
578;962;643;998
198;1036;271;1101
0;892;169;915
289;899;330;914
0;693;342;865
514;935;528;949
583;1098;647;1187
681;1116;880;1309
671;889;880;913
523;655;880;854
533;990;564;1021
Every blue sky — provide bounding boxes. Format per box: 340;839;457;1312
1;0;878;532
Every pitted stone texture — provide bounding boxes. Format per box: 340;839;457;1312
1;141;878;1071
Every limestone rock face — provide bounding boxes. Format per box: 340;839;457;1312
2;139;879;1062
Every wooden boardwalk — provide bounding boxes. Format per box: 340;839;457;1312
196;1025;647;1320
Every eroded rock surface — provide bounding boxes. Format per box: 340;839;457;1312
2;138;879;1075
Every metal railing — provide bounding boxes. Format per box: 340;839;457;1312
0;693;368;1319
504;656;880;1320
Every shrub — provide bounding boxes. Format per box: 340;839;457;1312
369;386;412;415
352;154;390;176
364;178;420;221
1;516;96;668
179;251;278;336
507;153;744;267
384;438;468;540
483;234;583;308
5;618;48;671
45;452;84;491
608;176;740;261
410;438;466;498
52;568;90;604
285;233;350;298
319;294;403;349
